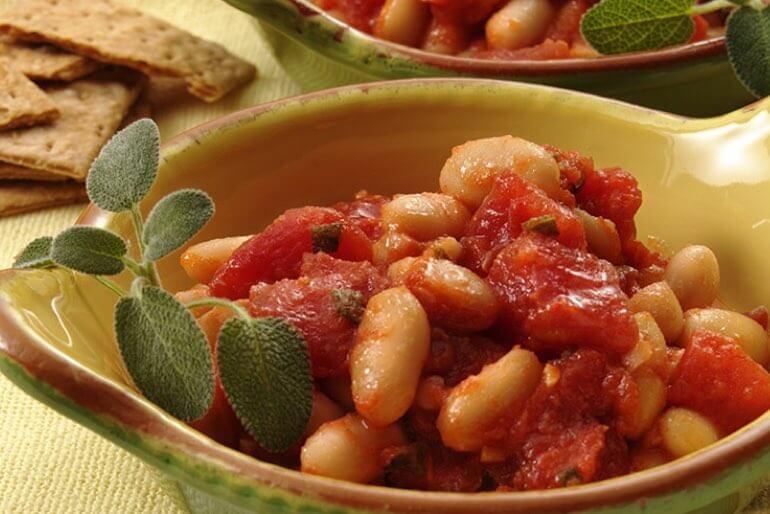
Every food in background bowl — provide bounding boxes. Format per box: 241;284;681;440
311;0;723;60
176;135;770;491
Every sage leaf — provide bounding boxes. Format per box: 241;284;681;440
86;119;160;213
143;189;214;261
51;226;127;275
522;215;560;236
331;288;365;324
311;222;343;253
217;317;312;452
115;285;214;421
581;0;695;55
726;6;770;97
13;236;54;269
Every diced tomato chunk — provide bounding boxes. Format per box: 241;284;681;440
471;39;571;61
577;167;641;240
690;15;709;42
487;233;637;355
383;444;483;492
668;330;770;433
544;144;593;196
744;306;769;330
505;350;631;490
333;192;389;240
315;0;385;30
426;0;500;24
424;329;508;386
249;256;387;377
210;207;372;299
462;173;586;274
546;0;592;43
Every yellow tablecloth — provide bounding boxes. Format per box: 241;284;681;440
0;0;301;511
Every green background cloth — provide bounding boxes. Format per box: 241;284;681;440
0;0;768;512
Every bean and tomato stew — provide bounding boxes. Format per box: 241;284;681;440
177;136;770;491
309;0;723;60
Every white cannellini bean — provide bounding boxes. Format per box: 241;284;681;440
439;136;562;209
300;413;405;483
381;193;471;241
618;368;666;440
624;312;668;374
629;281;685;344
664;245;720;311
422;236;463;262
372;230;422;266
403;257;499;332
305;391;346;436
680;308;770;366
485;0;555;51
437;347;542;452
575;208;622;263
350;287;431;427
659;407;719;458
180;236;250;284
373;0;430;46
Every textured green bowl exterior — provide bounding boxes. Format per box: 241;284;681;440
224;0;754;116
3;80;770;513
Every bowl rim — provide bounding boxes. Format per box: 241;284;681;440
276;0;727;75
2;78;769;513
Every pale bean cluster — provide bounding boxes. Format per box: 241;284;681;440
175;136;768;490
318;0;720;60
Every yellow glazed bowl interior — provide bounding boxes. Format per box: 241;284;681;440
1;79;770;514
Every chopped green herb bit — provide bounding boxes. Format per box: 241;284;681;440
312;222;343;253
522;215;560;237
331;288;366;324
558;466;583;486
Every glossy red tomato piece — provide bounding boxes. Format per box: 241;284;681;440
300;252;387;296
668;330;770;433
544;144;592;200
546;0;593;43
462;173;586;274
249;256;387;377
210;207;372;299
471;39;571;61
424;330;508;387
507;350;631;490
745;306;769;330
383;444;483;492
315;0;385;30
333;192;389;240
425;0;500;24
487;233;637;355
576;166;641;241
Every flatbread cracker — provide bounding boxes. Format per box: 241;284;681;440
0;162;67;181
0;69;144;180
0;0;256;102
0;180;86;217
0;36;102;81
0;61;58;130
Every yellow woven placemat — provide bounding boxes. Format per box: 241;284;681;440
0;0;300;511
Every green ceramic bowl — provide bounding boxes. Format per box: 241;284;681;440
2;79;770;514
223;0;755;117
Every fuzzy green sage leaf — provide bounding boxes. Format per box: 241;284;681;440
143;189;214;261
726;6;770;97
86;118;160;213
115;284;214;421
217;316;313;452
51;226;127;275
581;0;695;55
13;236;54;269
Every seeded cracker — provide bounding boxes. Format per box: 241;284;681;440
0;61;58;130
0;0;256;102
0;180;86;217
0;36;102;81
0;69;144;180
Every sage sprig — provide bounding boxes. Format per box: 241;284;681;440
13;119;313;452
581;0;770;97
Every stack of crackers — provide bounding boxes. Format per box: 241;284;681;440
0;0;255;217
